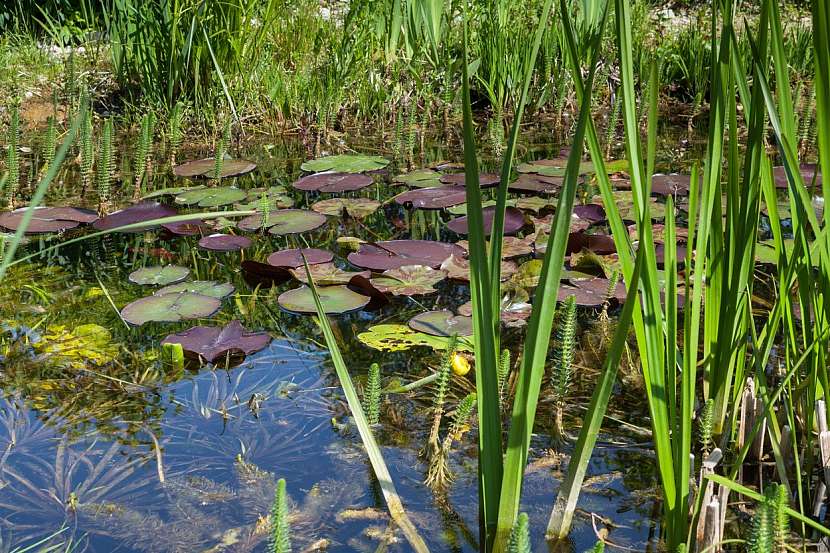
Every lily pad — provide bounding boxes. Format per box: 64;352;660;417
394;169;442;188
408;310;474;337
234;186;294;210
0;206;97;234
357;324;472;352
311;198;380;219
290;263;370;285
370;265;446;296
773;163;822;188
128;265;190;286
121;293;222;326
175;187;247;208
142;185;206;200
651;174;693;196
514;196;556;213
93;203;177;233
456;236;533;259
509;174;562;195
173;158;257;178
156;280;235;299
393;186;468;209
293;172;374;192
447;206;525;236
237;209;327;234
162;218;212;236
198;234;252;251
161;320;272;364
267;248;334;268
241;260;292;287
439;172;500;188
300;154;389;174
347;240;465;270
440;254;517;282
277;285;370;314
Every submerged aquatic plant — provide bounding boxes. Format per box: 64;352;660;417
363;363;381;426
551;295;577;442
269;478;291;553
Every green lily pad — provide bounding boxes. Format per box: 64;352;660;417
175;187;247;208
593;191;664;221
357;324;473;352
234;187;294;210
128;265;190;286
142;185;206;200
289;263;370;285
121;292;222;326
394;169;443;188
237;209;327;234
311;198;381;219
511;259;543;287
408;310;474;337
277;285;370;314
155;280;235;299
370;265;447;296
301;154;390;173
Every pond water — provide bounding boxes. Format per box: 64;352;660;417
0;124;708;552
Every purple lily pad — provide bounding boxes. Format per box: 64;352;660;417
439;172;500;188
393;186;468;209
0;206;98;234
651;174;693;196
509;174;563;195
573;204;606;223
173;158;257;178
267;248;334;268
447;206;525;236
161;320;272;364
241;260;292;288
408;310;474;337
347;240;466;270
162;218;212;236
293;172;374;192
198;233;252;251
93;203;177;233
566;232;617;255
773;163;822;188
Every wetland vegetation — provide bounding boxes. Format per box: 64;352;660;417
0;0;828;552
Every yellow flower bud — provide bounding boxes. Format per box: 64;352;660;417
451;353;471;376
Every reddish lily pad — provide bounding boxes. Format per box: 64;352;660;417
162;218;212;236
290;263;370;285
311;198;380;219
277;285;370;314
241;260;292;287
156;280;235;299
456;236;533;259
558;277;626;307
440;254;518;282
773;163;822;188
173;158;257;178
347;240;465;270
93;203;177;233
267;248;334;268
393;186;468;209
237;209;327;234
161;320;271;364
447;206;525;236
651;174;693;196
175;187;247;208
408;310;474;337
370;265;446;296
121;292;222;326
439;172;500;188
198;234;252;251
128;265;190;286
0;206;97;234
509;174;562;195
293;172;374;192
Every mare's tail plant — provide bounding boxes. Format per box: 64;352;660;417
79;107;94;195
4;100;20;208
698;398;714;454
41;115;57;178
497;348;511;408
363;363;382;426
133;112;155;199
551;295;577;442
270;478;291;553
427;392;477;489
507;512;530;553
746;484;789;553
95;118;115;215
168;102;184;167
213;122;231;181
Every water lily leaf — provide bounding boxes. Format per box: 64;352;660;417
408;310;474;337
35;324;119;368
592;191;663;221
456;236;533;259
142;185;206;199
293;172;374;192
300;154;389;173
509;174;562;195
267;248;334;268
370;265;446;296
393;186;468;209
161;320;271;364
511;259;544;287
162;217;212;236
241;260;292;288
129;265;190;286
0;206;97;234
347;240;465;270
439;172;500;187
558;277;626;306
198;233;252;251
93;202;177;233
237;209;327;234
357;323;473;352
311;198;380;219
277;285;370;314
174;186;247;208
773;163;822;188
156;280;235;299
518;158;627;177
458;299;532;327
447;200;504;215
289;263;370;285
440;254;518;282
121;292;222;325
173;158;257;178
447;206;525;236
234;186;294;210
514;196;556;213
394;169;442;187
569;249;622;278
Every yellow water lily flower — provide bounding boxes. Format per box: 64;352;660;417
451;353;471;376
